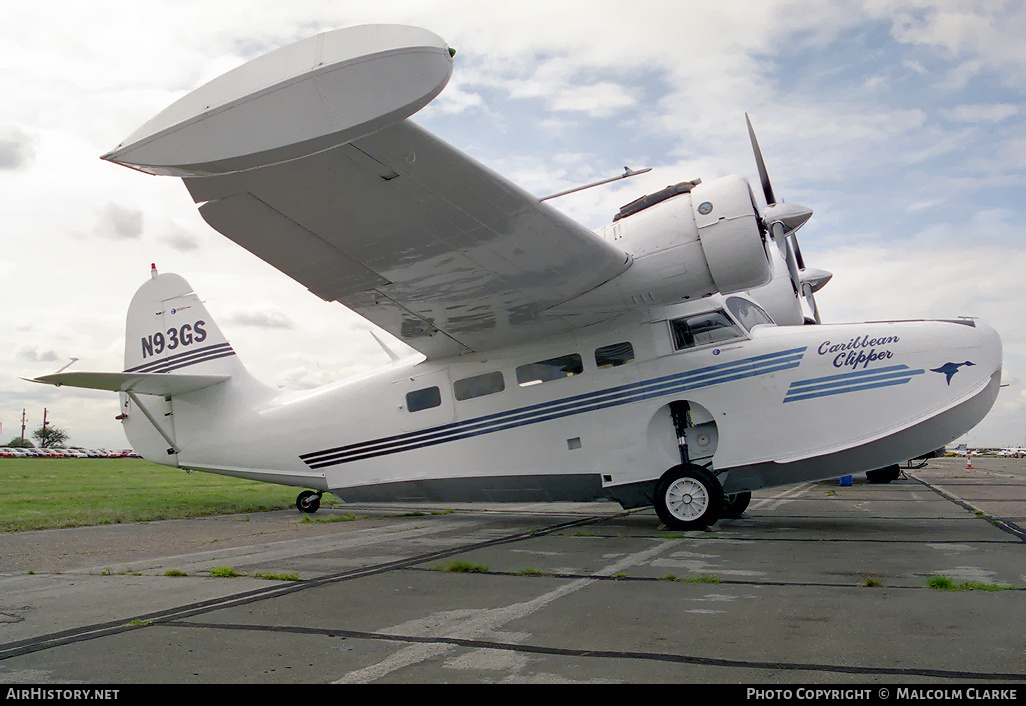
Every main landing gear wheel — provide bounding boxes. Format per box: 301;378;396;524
866;465;901;484
722;491;752;519
654;464;724;530
296;489;322;513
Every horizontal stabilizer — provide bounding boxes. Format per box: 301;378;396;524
29;371;230;396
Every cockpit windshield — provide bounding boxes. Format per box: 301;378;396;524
670;310;744;350
725;296;775;331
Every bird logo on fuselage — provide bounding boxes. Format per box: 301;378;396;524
931;361;975;385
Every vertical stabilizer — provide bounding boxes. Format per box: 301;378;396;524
126;269;241;376
120;268;271;463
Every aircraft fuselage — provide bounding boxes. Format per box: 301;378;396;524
160;295;1001;509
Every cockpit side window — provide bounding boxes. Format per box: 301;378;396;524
725;296;775;331
670;310;744;351
595;342;635;368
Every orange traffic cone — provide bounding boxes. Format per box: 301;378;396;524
966;452;973;470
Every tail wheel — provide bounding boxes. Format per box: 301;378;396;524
654;464;723;530
296;489;322;513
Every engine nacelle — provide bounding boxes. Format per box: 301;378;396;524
557;175;771;311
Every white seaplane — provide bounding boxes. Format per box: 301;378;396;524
33;25;1002;529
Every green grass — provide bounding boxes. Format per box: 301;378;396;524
300;513;356;524
253;571;301;582
434;560;489;573
0;458;301;532
926;575;1017;591
209;565;299;581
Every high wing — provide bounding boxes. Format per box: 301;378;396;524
182;119;631;358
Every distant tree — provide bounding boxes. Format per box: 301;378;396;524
7;437;34;448
32;425;68;448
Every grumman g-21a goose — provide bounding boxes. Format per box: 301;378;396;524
33;25;1002;529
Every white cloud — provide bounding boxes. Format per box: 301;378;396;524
96;202;144;240
548;81;639;118
223;304;295;330
0;126;35;169
161;230;201;252
14;346;59;363
942;103;1019;123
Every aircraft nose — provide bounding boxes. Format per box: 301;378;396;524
920;319;1003;441
925;319;1001;393
971;320;1002;378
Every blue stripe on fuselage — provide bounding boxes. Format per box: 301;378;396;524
300;346;807;470
783;364;924;403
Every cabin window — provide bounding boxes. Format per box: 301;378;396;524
595;342;635;368
516;354;583;387
454;371;505;401
405;386;441;412
725;296;774;331
670;310;743;351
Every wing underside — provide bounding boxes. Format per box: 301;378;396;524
29;371;229;396
184;120;630;358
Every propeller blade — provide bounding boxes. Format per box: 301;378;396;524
746;113;775;207
793;236;806;270
800;269;832;325
769;221;800;297
802;282;821;324
784;236;800;296
746;113;823;326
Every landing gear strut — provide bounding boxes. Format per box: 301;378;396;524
654;463;723;530
296;489;322;513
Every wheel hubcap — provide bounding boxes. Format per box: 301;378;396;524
666;477;709;520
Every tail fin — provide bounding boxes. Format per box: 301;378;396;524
119;266;272;463
31;267;274;465
126;264;245;378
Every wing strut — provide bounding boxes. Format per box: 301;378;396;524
539;167;652;201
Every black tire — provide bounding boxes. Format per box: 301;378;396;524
296;489;321;513
866;465;901;484
653;464;723;530
722;491;752;519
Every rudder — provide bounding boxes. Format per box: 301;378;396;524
120;265;270;463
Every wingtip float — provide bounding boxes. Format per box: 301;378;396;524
101;25;455;178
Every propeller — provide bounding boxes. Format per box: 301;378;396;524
745;113;828;324
747;113;776;208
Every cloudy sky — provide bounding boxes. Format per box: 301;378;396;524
2;0;1024;450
